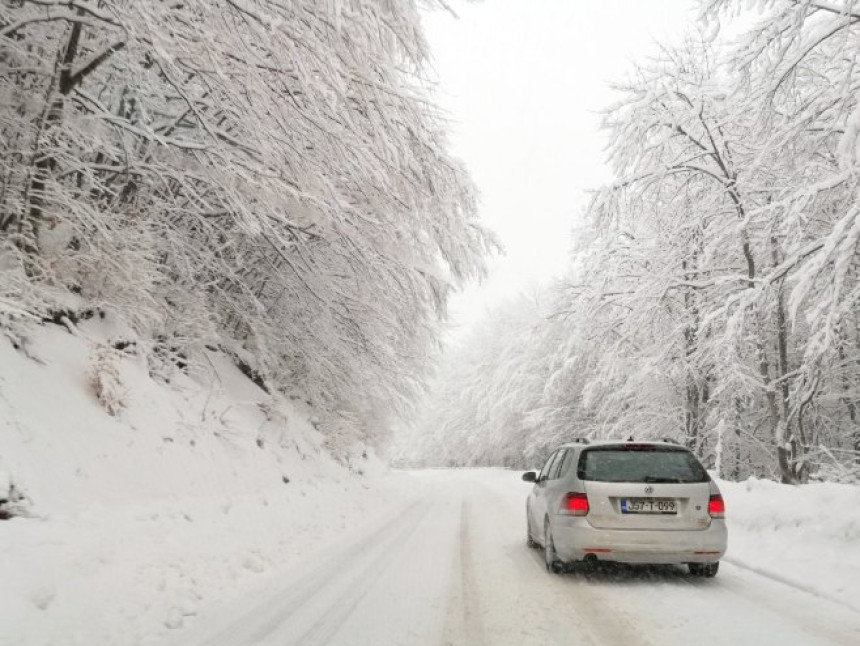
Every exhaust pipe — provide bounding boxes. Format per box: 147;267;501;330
583;553;599;565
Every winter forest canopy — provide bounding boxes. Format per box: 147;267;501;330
404;0;860;484
3;1;860;486
0;0;494;450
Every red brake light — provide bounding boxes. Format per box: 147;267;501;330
561;492;589;516
708;494;725;518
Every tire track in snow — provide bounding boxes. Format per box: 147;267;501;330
464;475;651;646
287;504;437;645
195;497;434;646
442;498;486;646
517;519;653;645
714;561;860;646
724;555;860;614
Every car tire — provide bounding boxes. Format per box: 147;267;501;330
526;516;540;549
689;562;719;578
701;562;719;577
544;519;564;574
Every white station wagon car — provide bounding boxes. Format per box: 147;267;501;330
523;440;727;577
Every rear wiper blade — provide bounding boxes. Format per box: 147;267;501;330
642;476;683;483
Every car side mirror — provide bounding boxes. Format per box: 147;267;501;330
521;471;537;483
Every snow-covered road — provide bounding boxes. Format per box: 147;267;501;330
179;469;860;646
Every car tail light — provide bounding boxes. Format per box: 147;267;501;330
708;494;725;518
560;492;589;516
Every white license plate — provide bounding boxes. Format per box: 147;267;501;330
621;498;677;514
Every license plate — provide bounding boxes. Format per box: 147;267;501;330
621;498;677;514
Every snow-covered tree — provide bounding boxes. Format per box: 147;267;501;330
409;5;860;483
0;0;494;446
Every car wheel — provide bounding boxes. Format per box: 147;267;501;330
689;562;719;577
701;562;719;577
544;519;564;574
526;513;540;549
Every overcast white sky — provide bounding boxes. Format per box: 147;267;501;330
422;0;699;336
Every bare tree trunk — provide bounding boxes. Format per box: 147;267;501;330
24;20;83;249
723;161;793;482
682;258;701;452
838;322;860;466
20;12;124;252
771;234;801;481
740;226;794;482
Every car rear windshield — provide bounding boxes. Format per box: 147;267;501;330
578;445;709;483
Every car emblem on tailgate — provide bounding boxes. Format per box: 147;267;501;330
644;485;654;495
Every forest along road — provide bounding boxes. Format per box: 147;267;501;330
180;469;860;646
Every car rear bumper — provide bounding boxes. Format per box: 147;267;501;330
551;516;727;564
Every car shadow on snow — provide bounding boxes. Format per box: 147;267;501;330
569;561;715;586
524;549;713;586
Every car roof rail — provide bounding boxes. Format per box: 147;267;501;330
569;437;590;444
661;437;680;444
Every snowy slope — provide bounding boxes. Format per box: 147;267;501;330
0;322;408;646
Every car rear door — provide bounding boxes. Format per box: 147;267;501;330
544;448;571;518
579;445;712;531
531;450;562;540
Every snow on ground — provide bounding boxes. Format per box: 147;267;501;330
0;322;416;646
719;476;860;612
179;469;860;646
2;323;859;645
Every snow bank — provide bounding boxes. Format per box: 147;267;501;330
720;476;860;611
0;322;408;646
